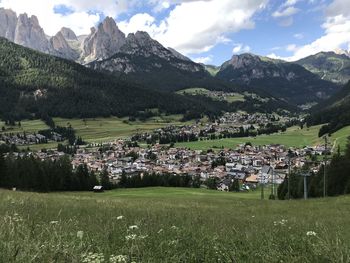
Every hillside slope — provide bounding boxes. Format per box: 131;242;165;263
216;53;338;105
307;81;350;135
0;37;231;120
296;52;350;84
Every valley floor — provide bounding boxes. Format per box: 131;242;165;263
1;187;349;262
2;117;350;152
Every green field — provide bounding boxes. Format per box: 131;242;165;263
177;88;245;103
0;187;349;262
176;125;350;150
0;119;49;134
332;125;350;152
53;116;189;143
2;117;350;152
3;116;189;150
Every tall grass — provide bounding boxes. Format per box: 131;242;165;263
0;188;349;262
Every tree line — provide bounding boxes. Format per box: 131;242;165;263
118;172;201;188
278;138;350;199
0;152;203;192
0;154;112;192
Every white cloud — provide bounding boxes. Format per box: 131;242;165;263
232;43;251;54
118;13;165;36
283;0;299;7
193;56;213;64
272;0;300;27
283;0;350;61
267;53;283;60
272;6;299;18
120;0;268;55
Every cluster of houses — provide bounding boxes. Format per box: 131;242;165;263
67;140;324;190
4;136;328;191
132;112;299;144
0;132;63;146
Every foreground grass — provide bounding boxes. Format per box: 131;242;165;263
176;125;350;150
0;187;349;262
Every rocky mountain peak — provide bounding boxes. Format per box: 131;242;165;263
14;12;53;53
60;27;77;41
50;31;79;60
121;31;172;59
221;53;262;70
80;16;126;63
0;8;17;41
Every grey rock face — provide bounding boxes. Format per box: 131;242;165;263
81;17;126;63
14;13;53;53
60;27;77;41
0;9;200;75
0;8;17;41
50;32;79;60
168;47;191;62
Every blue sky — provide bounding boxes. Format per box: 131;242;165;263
1;0;349;65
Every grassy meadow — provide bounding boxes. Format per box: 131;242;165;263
0;187;349;262
0;119;49;134
176;125;350;151
2;117;349;152
53;115;188;143
176;88;245;103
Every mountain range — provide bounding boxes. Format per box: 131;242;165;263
215;53;338;105
0;7;350;132
296;51;350;85
0;37;235;121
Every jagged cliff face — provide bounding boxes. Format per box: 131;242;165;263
60;27;77;41
88;31;204;74
80;17;126;63
0;8;53;54
0;9;203;76
15;14;53;53
0;8;17;40
50;31;79;60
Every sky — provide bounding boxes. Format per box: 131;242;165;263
0;0;350;65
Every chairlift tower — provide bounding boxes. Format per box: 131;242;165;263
301;172;311;200
323;135;328;198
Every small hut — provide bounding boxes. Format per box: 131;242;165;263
93;185;104;193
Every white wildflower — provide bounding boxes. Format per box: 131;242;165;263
125;234;137;241
77;231;84;239
50;221;59;224
306;231;317;236
116;216;124;220
128;225;138;230
169;240;178;245
81;252;105;263
109;254;128;263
